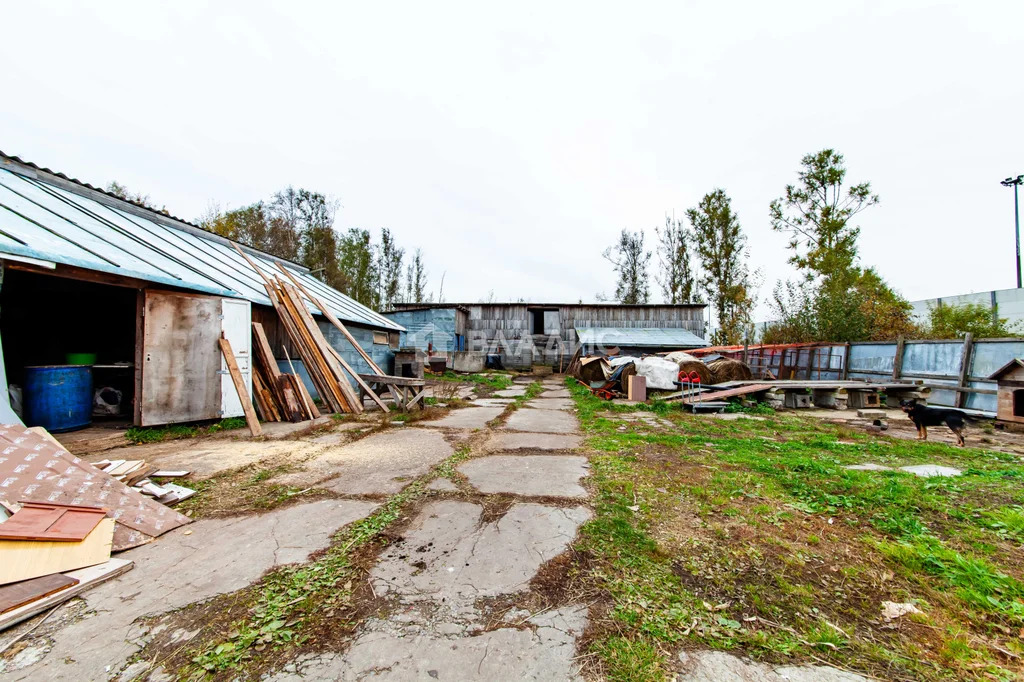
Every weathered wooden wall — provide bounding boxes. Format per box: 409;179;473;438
448;303;707;369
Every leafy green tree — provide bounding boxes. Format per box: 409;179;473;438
765;268;920;343
197;187;429;311
655;214;697;304
200;200;301;262
687;190;754;345
855;268;921;341
603;229;651;304
337;228;378;307
928;302;1019;339
763;150;918;343
377;228;404;309
769;149;878;281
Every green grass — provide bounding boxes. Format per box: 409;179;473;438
125;417;248;444
564;376;1024;680
435;370;513;391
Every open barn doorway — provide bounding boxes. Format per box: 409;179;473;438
0;266;138;428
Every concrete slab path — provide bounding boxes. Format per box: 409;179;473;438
485;431;582;451
9;375;592;682
2;500;378;681
268;375;591;680
420;406;504;430
459;455;590;497
505;408;579;433
276;428;454;495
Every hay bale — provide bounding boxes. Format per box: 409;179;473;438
663;351;712;385
706;357;753;384
577;356;610;384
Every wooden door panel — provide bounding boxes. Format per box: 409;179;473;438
139;290;222;425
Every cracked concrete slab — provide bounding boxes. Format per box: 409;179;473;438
269;605;587;681
899;464;962;477
494;386;528;397
459;455;590;497
485;432;582;451
372;501;591;602
86;439;326;479
420;407;505;430
2;499;378;681
468;398;515;407
677;650;867;681
505;408;579;434
275;429;454;495
539;389;570;398
527;397;574;410
843;463;963;477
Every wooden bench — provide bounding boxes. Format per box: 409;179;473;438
358;374;426;411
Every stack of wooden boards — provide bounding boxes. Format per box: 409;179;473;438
0;501;134;630
252;322;322;423
91;459;194;506
232;244;392;416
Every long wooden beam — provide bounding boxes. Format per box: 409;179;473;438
274;263;386;375
218;336;263;437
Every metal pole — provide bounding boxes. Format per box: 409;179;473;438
1015;182;1022;289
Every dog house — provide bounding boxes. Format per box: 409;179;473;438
988;358;1024;424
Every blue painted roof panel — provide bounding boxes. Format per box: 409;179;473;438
0;165;402;331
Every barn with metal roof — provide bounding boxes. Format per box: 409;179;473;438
0;152;403;426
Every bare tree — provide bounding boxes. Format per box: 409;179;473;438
405;248;429;303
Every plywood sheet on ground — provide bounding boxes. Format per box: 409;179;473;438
0;517;114;584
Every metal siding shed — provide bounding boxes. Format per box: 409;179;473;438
0;155;402;332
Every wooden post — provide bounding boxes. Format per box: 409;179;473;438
955;332;974;408
218;336;263;437
892;336;905;381
842;343;851;380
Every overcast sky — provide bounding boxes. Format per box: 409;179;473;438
2;1;1022;317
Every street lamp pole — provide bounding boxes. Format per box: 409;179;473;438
1002;175;1024;289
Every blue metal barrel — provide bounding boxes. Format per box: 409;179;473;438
23;365;94;432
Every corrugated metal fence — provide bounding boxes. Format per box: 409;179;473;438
724;337;1024;412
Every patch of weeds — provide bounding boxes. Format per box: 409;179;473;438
435;370;513;391
125;417;249;444
183;447;473;675
724;401;775;416
593;636;665;682
981;505;1024;541
208;417;247;433
874;535;1024;623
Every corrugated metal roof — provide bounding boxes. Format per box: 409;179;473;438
0;155;402;331
575;327;708;348
391;302;706;309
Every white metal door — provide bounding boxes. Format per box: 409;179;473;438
219;299;251;418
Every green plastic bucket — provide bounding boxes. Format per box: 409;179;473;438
65;353;97;366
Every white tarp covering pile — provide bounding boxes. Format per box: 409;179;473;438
633;357;680;390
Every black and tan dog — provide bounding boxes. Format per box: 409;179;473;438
899;399;969;446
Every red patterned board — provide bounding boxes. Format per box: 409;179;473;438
0;425;191;550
